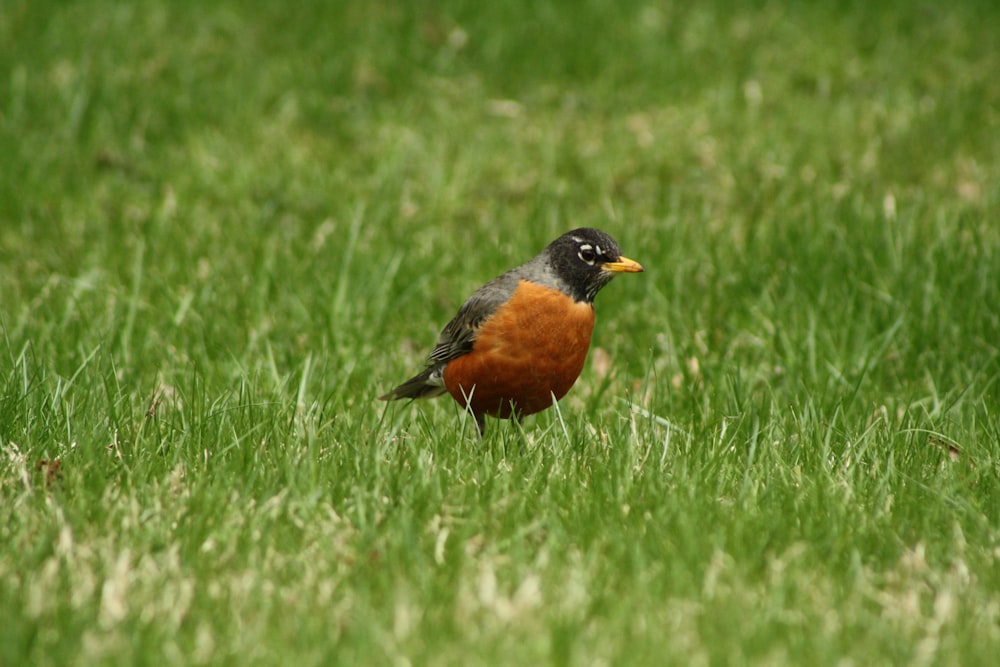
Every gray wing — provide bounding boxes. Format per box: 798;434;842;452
426;272;519;365
379;266;529;402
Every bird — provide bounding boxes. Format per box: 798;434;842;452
379;228;643;436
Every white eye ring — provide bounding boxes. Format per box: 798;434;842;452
578;243;597;265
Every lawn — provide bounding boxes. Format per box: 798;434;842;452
2;1;999;665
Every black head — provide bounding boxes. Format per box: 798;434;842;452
541;228;644;302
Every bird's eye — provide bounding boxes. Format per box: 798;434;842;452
578;244;597;264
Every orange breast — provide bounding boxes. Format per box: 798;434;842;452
442;280;596;420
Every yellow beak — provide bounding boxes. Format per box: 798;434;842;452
601;255;644;273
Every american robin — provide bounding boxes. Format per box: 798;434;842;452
379;228;643;435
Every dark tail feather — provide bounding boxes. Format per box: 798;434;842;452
378;370;448;401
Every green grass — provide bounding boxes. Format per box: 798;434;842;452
2;0;1000;664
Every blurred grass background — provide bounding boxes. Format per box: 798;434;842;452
2;1;999;665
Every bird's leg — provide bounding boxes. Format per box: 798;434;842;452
473;412;485;438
